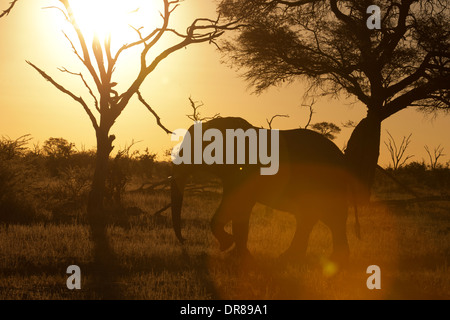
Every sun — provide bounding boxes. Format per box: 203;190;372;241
68;0;161;46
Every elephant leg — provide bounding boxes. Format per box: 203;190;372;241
211;198;235;251
330;218;349;266
231;200;255;257
211;188;256;255
280;214;317;263
322;202;349;266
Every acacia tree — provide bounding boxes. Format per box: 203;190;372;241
28;0;239;283
218;0;450;202
311;122;341;140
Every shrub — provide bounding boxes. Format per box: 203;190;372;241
106;151;129;206
133;148;156;179
0;136;37;224
43;137;76;176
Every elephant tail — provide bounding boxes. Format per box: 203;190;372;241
348;177;362;240
353;204;361;240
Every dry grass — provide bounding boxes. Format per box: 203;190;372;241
0;188;449;300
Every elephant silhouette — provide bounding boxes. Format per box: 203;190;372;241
171;117;359;265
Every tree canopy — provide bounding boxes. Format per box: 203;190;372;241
219;0;450;120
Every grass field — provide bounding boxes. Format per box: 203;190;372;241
0;183;448;300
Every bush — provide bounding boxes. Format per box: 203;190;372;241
105;144;157;206
57;165;92;203
106;152;129;206
0;135;31;160
133;148;156;179
43;137;76;176
0;137;38;224
388;161;450;191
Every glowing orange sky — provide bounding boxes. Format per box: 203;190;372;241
0;0;449;166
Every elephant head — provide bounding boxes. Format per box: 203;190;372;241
170;117;258;244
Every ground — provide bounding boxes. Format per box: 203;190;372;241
0;177;448;300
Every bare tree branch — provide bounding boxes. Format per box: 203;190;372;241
266;114;289;129
136;91;172;134
58;0;103;93
27;61;99;131
0;0;18;19
42;5;69;22
187;97;220;122
114;19;242;118
424;144;445;169
61;32;84;65
58;67;100;113
384;131;414;170
301;99;315;129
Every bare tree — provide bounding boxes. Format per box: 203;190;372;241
218;0;450;202
302;99;315;129
28;0;240;296
384;131;414;170
266;114;289;129
187;97;221;122
299;99;341;140
424;144;445;169
0;0;18;19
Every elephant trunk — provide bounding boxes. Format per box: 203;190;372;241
171;173;187;243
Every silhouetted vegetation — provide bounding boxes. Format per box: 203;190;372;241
0;133;448;299
1;134;448;228
1;0;449;301
0;136;170;225
219;0;450;205
384;131;414;170
383;161;450;190
0;135;37;224
310;122;342;141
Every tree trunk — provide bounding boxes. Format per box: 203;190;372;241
344;111;382;205
86;128;117;298
88;134;112;230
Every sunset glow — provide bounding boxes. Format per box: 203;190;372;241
0;0;449;302
68;0;161;46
